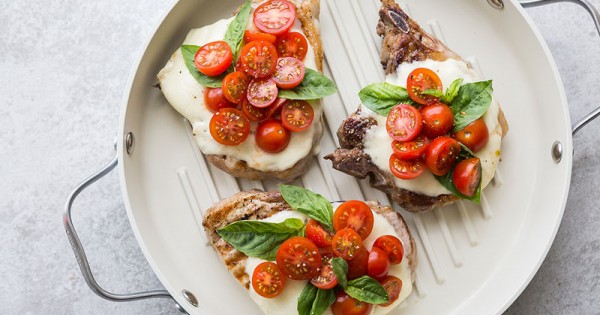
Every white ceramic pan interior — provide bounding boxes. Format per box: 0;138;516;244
117;0;572;314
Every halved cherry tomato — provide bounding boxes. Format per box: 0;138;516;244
424;136;461;176
318;246;335;262
204;87;236;112
194;40;232;77
407;67;443;105
273;57;305;89
333;200;374;239
332;228;364;261
267;98;287;119
239;40;278;78
244;30;277;44
367;247;391;279
242;99;270;121
275;31;308;60
222;71;250;104
305;219;333;248
252;261;286;298
255;120;291;153
452;157;482;197
247;77;278;108
331;291;373;315
276;236;321;280
389;155;425;180
310;259;338;290
392;135;429;160
209;108;250;146
386;104;422;142
281;100;314;132
379;275;403;307
453;118;489;153
253;0;296;36
420;103;454;138
347;247;369;280
373;235;404;265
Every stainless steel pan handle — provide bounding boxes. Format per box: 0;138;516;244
63;145;187;313
518;0;600;136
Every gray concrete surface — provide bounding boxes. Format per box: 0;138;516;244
1;0;599;314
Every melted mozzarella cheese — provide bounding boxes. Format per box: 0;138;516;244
361;58;503;197
157;5;322;172
245;209;413;315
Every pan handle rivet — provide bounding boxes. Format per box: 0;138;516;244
181;289;198;307
552;141;563;163
487;0;504;9
125;132;135;155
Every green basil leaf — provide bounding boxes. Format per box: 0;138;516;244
298;284;335;315
280;185;334;232
331;257;348;289
278;68;338;100
441;78;464;104
421;88;443;98
224;0;251;60
180;45;224;88
434;144;481;203
217;218;304;260
345;276;389;304
450;80;493;132
358;82;412;116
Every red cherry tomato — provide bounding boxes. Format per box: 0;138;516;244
373;235;404;265
193;40;232;77
275;31;308;60
267;98;287;119
386;104;422;142
253;0;296;36
305;219;333;248
310;259;338;290
407;67;443;105
331;291;373;315
367;247;391;278
347;247;369;280
425;136;461;176
242;99;270;121
247;77;278;108
280;100;314;132
276;236;321;280
332;228;364;261
452;157;482;197
255;120;291;153
420;103;454;138
391;135;429;160
239;40;278;78
333;200;374;239
203;88;236;112
379;275;403;307
243;30;277;44
389;155;426;180
318;246;335;262
251;261;286;298
453;118;489;153
222;71;250;104
209;108;250;146
273;57;305;89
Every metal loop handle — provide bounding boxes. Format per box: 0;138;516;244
63;152;186;312
519;0;600;136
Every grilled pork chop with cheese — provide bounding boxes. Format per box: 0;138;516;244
325;0;508;212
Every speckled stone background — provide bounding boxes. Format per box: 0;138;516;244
1;0;599;314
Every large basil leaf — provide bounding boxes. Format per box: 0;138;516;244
331;257;348;289
224;0;251;60
180;45;224;88
280;185;334;232
345;276;389;304
450;80;493;132
434;144;482;203
278;68;337;100
217;218;304;260
358;82;412;116
298;284;335;315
